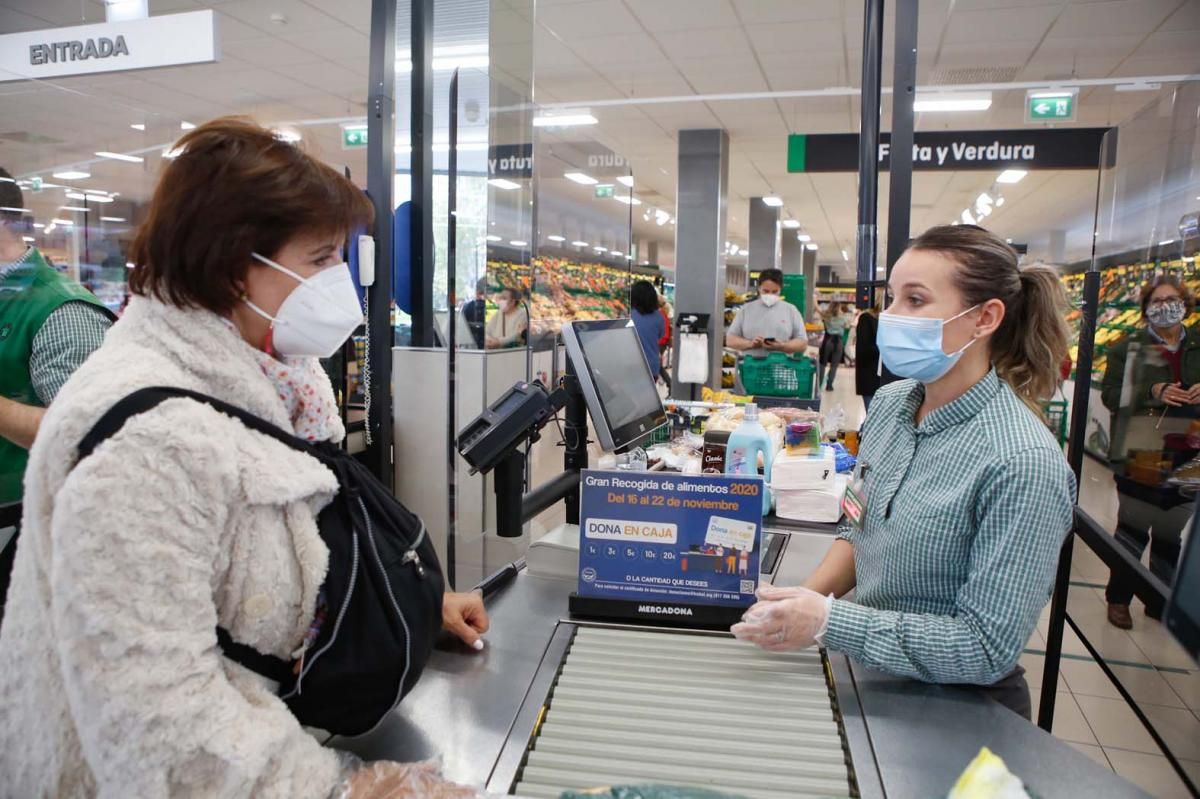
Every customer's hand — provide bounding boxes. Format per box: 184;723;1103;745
1158;383;1190;407
1186;384;1200;405
730;584;830;652
442;590;490;649
344;760;477;798
751;336;766;349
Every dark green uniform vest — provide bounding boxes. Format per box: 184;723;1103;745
0;250;110;503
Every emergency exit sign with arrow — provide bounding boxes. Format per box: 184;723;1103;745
1026;90;1077;123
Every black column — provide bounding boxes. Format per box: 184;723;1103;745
409;0;434;347
364;0;396;485
855;0;885;310
886;0;918;278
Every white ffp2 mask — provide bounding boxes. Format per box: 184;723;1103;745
760;293;781;308
244;252;363;357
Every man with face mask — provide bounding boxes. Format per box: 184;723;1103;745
725;268;806;355
0;167;114;617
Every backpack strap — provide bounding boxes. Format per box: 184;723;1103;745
78;386;313;688
78;386;311;460
216;627;294;685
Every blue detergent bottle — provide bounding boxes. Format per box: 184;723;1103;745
724;403;773;515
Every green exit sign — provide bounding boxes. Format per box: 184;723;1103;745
787;134;807;172
1026;91;1076;123
594;184;615;199
342;126;368;149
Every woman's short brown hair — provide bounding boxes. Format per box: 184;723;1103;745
129;117;373;314
1139;273;1195;317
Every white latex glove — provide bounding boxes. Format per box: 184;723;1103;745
730;584;831;652
334;760;479;799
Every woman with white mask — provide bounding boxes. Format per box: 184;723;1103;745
484;286;528;349
725;268;806;355
732;225;1075;720
0;118;489;798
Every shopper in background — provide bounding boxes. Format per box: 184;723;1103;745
1099;274;1200;630
629;279;665;379
854;303;881;413
657;292;672;351
725;268;806;354
733;225;1074;720
0;119;488;798
461;277;488;349
0;168;114;618
485;285;528;349
820;301;851;390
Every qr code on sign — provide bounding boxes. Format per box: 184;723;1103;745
740;580;755;595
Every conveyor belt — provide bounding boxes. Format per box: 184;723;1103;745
510;625;857;799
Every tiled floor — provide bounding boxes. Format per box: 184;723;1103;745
819;366;1200;798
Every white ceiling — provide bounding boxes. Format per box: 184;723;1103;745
524;0;1200;272
1;0;1198;276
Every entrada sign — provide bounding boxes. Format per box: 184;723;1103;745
0;10;217;83
787;128;1114;173
29;36;130;66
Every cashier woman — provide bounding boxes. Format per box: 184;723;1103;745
0;119;487;798
733;225;1075;719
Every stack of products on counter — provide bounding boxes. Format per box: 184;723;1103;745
772;445;848;523
1060;254;1200;381
487;256;632;336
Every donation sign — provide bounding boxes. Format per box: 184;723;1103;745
577;470;762;608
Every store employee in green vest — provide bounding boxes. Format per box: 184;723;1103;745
0;169;114;506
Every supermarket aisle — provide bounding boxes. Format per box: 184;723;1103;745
817;355;867;431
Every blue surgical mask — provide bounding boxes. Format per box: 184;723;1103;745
877;305;979;383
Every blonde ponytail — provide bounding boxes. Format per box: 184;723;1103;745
991;266;1070;415
908;225;1069;418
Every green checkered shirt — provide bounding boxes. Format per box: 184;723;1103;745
2;250;111;404
823;369;1075;685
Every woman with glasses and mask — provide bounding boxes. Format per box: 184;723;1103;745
0;118;488;799
1100;274;1200;630
732;225;1074;720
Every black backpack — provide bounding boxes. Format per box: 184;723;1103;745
76;386;445;736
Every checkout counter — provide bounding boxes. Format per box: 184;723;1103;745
345;320;1149;799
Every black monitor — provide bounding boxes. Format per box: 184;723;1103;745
1166;510;1200;665
561;319;667;452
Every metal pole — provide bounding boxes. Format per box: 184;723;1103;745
410;0;434;347
886;0;918;280
446;69;459;588
1039;132;1109;731
855;0;885;310
364;0;396;486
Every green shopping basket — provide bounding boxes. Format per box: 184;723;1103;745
1043;399;1068;446
738;352;817;398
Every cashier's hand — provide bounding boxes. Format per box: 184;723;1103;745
442;590;490;649
730;585;830;652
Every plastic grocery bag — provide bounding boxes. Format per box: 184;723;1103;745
947;747;1032;799
678;333;709;384
559;787;753;799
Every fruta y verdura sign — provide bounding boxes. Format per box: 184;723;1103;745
787;128;1114;172
0;10;218;83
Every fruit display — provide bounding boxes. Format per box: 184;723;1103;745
487;257;632;335
1060;254;1200;381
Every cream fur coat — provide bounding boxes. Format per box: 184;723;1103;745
0;296;347;798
